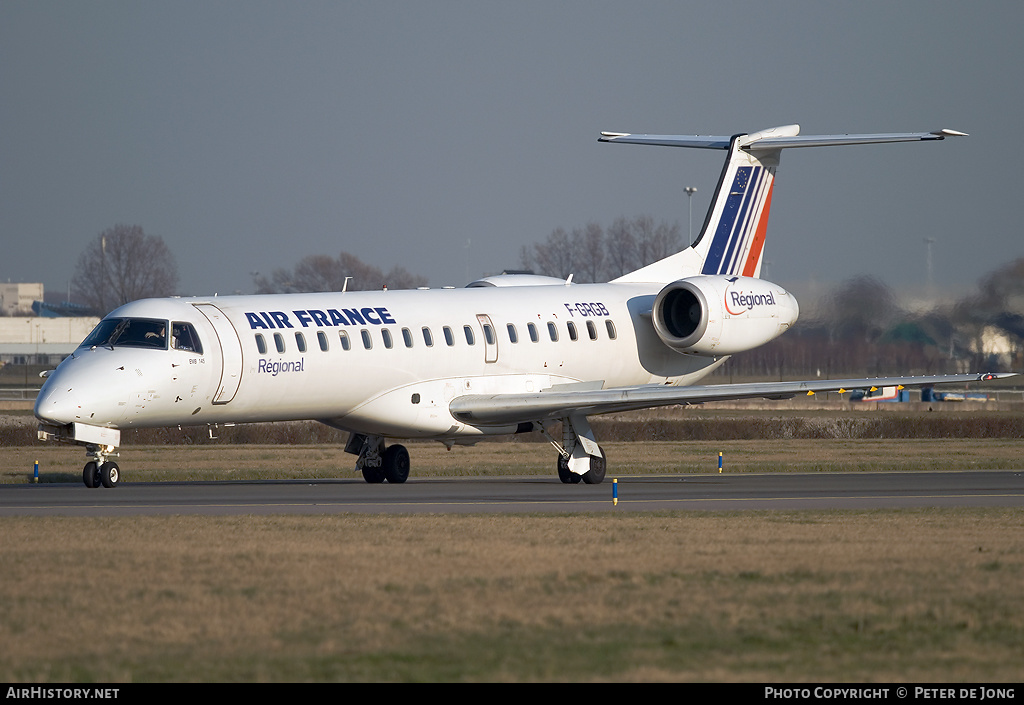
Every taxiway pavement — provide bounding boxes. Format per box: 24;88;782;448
1;471;1022;516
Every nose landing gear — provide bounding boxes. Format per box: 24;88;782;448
82;445;120;488
37;423;123;489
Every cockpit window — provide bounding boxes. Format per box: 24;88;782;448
172;322;203;354
80;318;170;349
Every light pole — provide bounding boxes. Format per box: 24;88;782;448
684;187;697;246
923;237;935;300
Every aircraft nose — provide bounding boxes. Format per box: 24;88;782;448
33;355;127;426
34;379;84;425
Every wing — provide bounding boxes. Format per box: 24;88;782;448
449;373;1012;426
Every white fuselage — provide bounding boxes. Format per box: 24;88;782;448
35;280;750;441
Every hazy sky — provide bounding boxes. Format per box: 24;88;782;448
2;1;1020;306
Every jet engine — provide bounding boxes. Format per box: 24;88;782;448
651;275;799;356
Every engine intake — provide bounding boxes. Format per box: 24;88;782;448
657;282;709;346
652;276;799;356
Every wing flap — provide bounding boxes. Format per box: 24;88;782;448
449;373;1011;426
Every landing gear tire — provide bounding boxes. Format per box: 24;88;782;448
557;455;581;484
361;464;386;483
582;447;607;485
99;461;120;488
83;461;100;488
382;444;410;484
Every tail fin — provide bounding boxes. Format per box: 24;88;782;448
600;125;965;284
693;126;790;278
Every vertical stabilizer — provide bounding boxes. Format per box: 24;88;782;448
600;125;963;285
691;129;791;279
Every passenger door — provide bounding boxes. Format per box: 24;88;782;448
193;303;244;404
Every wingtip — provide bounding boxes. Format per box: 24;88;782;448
932;128;969;138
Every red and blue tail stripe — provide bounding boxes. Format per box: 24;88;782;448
700;165;775;276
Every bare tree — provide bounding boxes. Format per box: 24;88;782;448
575;222;605;283
254;251;427;293
71;224;179;315
519;227;573;280
523;216;679;281
604;216;638;279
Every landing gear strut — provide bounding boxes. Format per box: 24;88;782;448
346;434;410;484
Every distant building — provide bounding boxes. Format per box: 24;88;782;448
0;283;44;316
32;300;95;317
0;317;100;366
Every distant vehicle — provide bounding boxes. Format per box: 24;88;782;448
850;386;910;402
921;387;991;402
931;391;989;402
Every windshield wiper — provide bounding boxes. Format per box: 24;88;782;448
105;319;129;349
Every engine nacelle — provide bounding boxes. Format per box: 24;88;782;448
652;275;799;356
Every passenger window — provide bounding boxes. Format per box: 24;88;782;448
382;329;393;349
339;331;351;351
295;332;307;353
547;322;558;342
606;320;617;340
172;322;203;354
507;323;518;344
528;322;539;342
274;333;285;353
361;330;372;349
464;325;475;345
443;326;454;346
256;334;267;355
483;324;494;345
587;320;597;341
402;328;413;348
317;330;329;351
567;321;578;341
422;327;433;347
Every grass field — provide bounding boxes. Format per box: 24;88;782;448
3;437;1023;484
2;410;1022;682
1;510;1022;682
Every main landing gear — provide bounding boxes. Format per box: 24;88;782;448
556;449;606;485
346;434;410;484
344;416;610;486
546;414;607;485
82;444;120;488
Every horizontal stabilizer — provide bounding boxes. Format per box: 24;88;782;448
599;132;733;149
599;126;967;151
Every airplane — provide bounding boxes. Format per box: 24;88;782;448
35;123;1010;488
